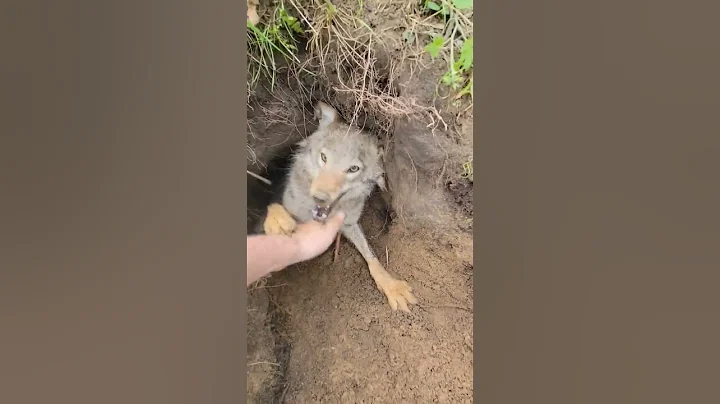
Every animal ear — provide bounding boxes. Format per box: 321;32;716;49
376;174;387;192
377;146;385;162
314;101;339;129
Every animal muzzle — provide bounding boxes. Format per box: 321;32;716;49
310;171;345;220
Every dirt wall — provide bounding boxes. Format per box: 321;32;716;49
246;67;473;401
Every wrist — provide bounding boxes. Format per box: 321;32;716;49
285;235;306;268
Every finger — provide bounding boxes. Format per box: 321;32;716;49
406;291;418;305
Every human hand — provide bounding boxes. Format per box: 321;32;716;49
290;212;346;263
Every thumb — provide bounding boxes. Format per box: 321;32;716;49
325;211;346;230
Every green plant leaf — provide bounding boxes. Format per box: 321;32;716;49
287;19;304;34
452;0;473;10
279;9;304;34
426;1;441;11
441;70;463;89
457;37;473;72
424;36;444;59
457;79;472;98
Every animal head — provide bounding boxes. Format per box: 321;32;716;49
295;101;386;208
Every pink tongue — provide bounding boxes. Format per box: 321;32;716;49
312;206;330;221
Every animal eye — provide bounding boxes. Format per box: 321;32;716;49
320;152;327;163
348;165;360;173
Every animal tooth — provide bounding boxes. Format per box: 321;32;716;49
312;206;330;221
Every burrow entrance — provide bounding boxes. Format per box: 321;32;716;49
246;0;473;398
246;74;474;402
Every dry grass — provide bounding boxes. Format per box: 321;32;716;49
248;0;451;133
246;0;472;174
286;0;416;120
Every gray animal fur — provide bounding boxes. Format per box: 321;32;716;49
263;101;417;312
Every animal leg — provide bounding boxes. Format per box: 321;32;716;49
341;223;417;312
263;203;297;236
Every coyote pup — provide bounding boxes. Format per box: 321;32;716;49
263;102;418;312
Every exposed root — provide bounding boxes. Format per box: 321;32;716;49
247;170;272;185
247;0;448;146
332;233;341;264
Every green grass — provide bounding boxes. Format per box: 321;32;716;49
247;1;307;91
247;0;473;120
422;0;473;103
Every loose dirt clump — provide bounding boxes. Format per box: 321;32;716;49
447;179;474;216
247;0;474;402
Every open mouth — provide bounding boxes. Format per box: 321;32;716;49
311;205;330;221
311;189;348;222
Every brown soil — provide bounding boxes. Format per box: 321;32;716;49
246;1;473;400
247;98;473;403
248;190;473;403
247;108;474;402
447;179;474;216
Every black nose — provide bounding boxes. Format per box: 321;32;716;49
313;192;330;204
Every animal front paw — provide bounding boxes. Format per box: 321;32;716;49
263;203;297;236
376;275;418;313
